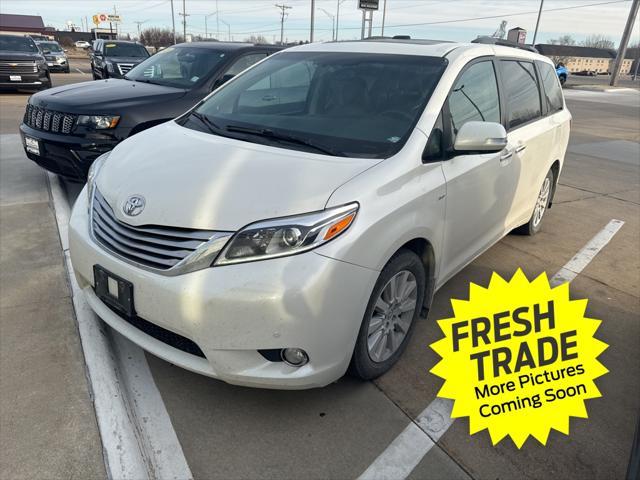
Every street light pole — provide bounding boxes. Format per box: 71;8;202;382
205;13;216;39
319;8;335;41
336;0;347;41
532;0;544;46
220;19;230;41
610;0;639;86
310;0;315;43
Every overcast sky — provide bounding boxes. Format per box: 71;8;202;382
2;0;638;45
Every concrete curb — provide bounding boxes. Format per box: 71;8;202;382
47;173;193;480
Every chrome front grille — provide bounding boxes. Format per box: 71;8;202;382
0;61;37;74
91;189;225;272
24;104;76;134
117;63;134;75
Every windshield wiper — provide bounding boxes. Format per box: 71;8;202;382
189;111;234;138
225;125;344;157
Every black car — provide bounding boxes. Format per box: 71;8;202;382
20;42;281;180
36;40;70;73
90;39;150;79
0;35;51;91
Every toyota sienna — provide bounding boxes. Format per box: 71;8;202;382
69;38;571;389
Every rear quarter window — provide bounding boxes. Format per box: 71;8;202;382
537;61;564;113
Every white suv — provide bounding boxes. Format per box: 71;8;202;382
69;39;571;389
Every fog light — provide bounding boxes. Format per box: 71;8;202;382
281;348;309;367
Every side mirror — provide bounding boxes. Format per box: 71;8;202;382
453;121;507;154
215;73;235;88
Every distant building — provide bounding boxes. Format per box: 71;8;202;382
536;44;637;75
0;13;52;37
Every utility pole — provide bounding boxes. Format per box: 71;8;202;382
381;0;387;36
275;4;292;45
532;0;544;46
610;0;639;86
310;0;315;42
179;0;189;40
170;0;177;44
113;5;119;37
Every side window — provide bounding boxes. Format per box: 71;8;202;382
448;61;500;140
501;60;542;129
224;53;267;77
537;61;564;113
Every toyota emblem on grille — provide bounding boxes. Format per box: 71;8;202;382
123;195;145;216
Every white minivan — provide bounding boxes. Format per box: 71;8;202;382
69;38;571;389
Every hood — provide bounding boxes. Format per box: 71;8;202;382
105;56;146;64
0;52;43;62
97;121;379;231
30;79;186;112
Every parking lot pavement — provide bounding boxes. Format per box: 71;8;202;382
1;71;638;479
0;82;105;476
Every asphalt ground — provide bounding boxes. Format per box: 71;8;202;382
1;59;638;479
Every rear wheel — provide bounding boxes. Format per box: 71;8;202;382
349;249;426;380
559;74;566;86
514;168;554;236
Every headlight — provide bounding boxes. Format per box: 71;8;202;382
87;152;109;207
214;203;358;266
77;115;120;129
106;62;114;73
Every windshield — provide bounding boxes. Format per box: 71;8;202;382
104;42;149;58
38;42;63;52
186;51;447;158
126;46;227;88
0;36;39;53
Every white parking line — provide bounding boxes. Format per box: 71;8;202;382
48;173;193;480
75;67;86;75
358;219;625;480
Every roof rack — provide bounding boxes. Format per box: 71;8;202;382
472;36;538;53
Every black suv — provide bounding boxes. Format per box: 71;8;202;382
91;39;150;79
21;42;282;180
0;35;51;91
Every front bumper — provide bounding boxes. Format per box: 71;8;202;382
0;71;50;89
20;123;121;180
46;59;69;72
69;187;378;389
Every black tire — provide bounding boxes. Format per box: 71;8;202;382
349;249;426;380
559;75;566;86
513;168;555;236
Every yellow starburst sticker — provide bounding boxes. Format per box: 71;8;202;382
430;269;609;448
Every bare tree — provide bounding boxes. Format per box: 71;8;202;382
546;35;576;66
244;35;270;44
139;27;184;48
581;34;615;50
547;35;576;46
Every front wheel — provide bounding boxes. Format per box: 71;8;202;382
349;249;426;380
559;75;566;86
514;169;555;236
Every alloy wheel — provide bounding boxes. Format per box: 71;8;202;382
367;270;418;363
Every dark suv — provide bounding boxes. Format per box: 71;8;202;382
21;42;281;180
91;39;150;79
0;34;51;91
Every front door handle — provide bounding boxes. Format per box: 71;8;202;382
515;144;527;153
